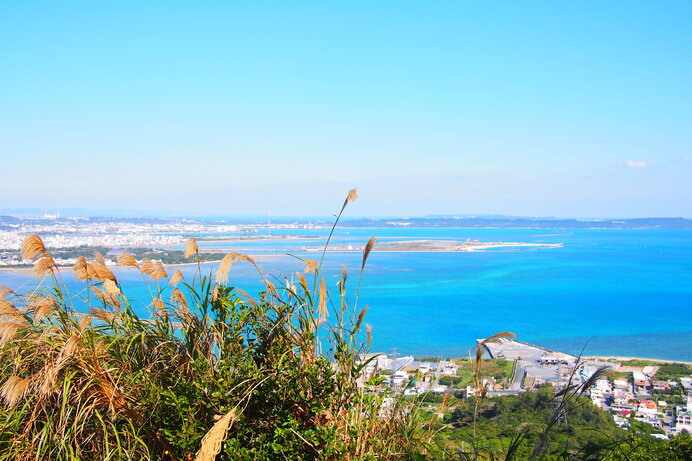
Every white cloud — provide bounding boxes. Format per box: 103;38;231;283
624;160;656;169
682;156;691;162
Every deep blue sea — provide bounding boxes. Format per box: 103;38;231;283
2;228;691;361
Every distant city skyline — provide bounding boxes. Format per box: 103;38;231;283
2;2;691;218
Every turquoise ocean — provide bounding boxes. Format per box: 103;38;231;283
2;228;691;361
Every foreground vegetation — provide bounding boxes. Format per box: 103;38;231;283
0;191;424;460
0;191;690;460
425;386;692;460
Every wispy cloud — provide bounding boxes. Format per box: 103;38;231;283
683;156;691;162
623;160;656;169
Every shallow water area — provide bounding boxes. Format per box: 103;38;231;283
3;228;691;361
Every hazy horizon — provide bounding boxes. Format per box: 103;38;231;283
2;206;691;221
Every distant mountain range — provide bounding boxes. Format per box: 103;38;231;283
340;217;692;229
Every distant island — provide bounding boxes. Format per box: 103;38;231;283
305;239;563;253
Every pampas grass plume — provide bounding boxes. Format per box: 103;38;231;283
73;256;89;280
184;237;199;258
21;234;47;261
170;269;183;286
304;259;318;274
0;322;24;346
33;255;56;278
354;306;368;332
117;253;139;268
92;264;117;283
195;409;238;461
361;236;376;271
152;262;168;280
318;277;327;320
1;376;31;408
94;251;106;266
33;296;57;321
141;259;155;278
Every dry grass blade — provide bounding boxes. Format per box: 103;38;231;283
0;297;19;316
94;251;106;266
93;287;120;308
0;376;31;408
34;255;57;278
171;288;189;310
264;279;278;298
152;262;168;280
170;269;184;286
297;273;309;293
90;307;116;323
21;234;47;261
152;298;166;317
78;315;92;331
117;252;139;268
304;259;318;274
354;306;368;332
0;321;26;346
475;331;518;362
195;409;238;461
184;237;199;258
141;259;155;278
40;335;82;398
361;237;376;271
32;296;58;320
103;279;121;297
318;277;327;321
339;188;359;213
91;263;117;283
234;288;257;306
73;256;89;280
215;252;254;284
216;253;236;284
346;188;358;204
479;331;516;347
366;324;372;348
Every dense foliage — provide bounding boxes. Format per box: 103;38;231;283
432;387;621;459
0;192;425;460
0;251;421;459
611;431;692;460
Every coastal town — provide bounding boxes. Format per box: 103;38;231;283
360;338;692;438
0;215;323;267
0;215;565;268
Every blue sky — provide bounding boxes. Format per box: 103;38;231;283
1;1;691;217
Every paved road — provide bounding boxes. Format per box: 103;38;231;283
509;360;527;390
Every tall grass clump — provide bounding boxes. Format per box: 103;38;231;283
0;190;424;460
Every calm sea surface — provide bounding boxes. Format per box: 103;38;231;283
2;228;691;361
